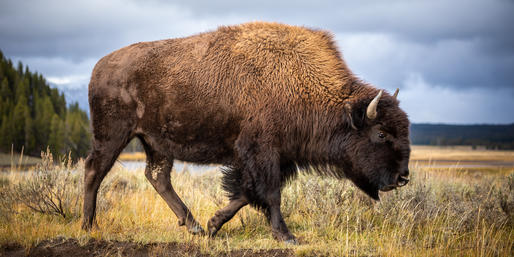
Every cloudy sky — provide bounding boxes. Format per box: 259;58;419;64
1;0;513;124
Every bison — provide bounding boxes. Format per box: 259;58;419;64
82;22;411;244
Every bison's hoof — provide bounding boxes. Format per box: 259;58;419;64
284;238;299;245
81;222;91;231
207;219;219;237
273;231;298;245
188;224;205;235
81;219;98;231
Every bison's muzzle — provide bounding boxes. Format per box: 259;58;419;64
380;171;410;192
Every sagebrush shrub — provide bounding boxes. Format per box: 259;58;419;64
2;150;82;219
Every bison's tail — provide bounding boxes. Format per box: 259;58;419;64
220;166;244;201
220;165;270;214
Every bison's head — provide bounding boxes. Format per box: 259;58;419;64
339;89;410;200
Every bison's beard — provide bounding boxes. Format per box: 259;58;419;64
338;167;381;200
349;176;380;200
308;164;381;200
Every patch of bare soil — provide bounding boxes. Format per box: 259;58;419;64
1;238;294;257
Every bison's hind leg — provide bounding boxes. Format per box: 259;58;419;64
140;136;205;235
207;166;248;237
82;130;134;230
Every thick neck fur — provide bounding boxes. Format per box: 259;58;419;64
285;80;389;173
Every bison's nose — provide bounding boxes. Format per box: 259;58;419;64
397;169;409;187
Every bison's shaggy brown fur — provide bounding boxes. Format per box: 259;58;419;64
83;22;411;244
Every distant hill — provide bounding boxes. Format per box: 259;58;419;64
410;123;514;150
0;50;91;158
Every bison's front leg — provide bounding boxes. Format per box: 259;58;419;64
237;136;298;244
265;188;297;244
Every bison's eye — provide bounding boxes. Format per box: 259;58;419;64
378;132;386;139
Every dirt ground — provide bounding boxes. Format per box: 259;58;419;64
0;238;294;257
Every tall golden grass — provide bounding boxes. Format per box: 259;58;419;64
0;149;513;256
410;145;514;162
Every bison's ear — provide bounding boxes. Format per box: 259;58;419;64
344;103;357;130
344;103;366;130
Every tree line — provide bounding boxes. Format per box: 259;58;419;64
410;123;514;150
0;50;91;159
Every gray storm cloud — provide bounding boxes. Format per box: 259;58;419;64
0;0;513;123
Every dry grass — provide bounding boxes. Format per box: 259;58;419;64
120;145;514;164
410;145;514;162
118;152;146;161
0;148;513;256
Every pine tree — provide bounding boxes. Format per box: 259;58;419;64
13;95;29;151
35;96;55;148
17;61;24;76
0;112;13;151
0;78;10;101
48;114;65;155
0;51;91;158
0;99;12;149
24;107;36;153
15;78;29;102
50;88;66;118
65;106;91;158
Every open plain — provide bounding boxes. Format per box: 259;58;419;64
1;146;513;256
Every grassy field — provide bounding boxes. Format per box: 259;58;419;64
0;147;513;256
410;145;514;162
119;145;514;161
0;152;41;170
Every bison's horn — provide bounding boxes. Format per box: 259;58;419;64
366;90;383;120
393;88;399;99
